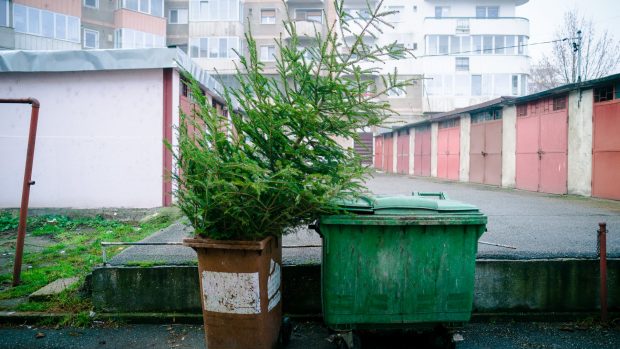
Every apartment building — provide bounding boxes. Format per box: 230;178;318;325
0;0;166;50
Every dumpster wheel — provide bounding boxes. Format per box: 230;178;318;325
277;316;292;348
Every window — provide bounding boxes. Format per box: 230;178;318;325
456;57;469;71
438;36;448;54
494;35;505;54
512;75;519;95
0;0;8;27
521;74;528;95
122;0;164;17
261;9;275;24
84;0;98;9
189;0;240;21
517;104;527;117
435;6;450;18
476;6;499;18
83;28;99;48
553;96;567;110
427;35;438;55
296;9;322;23
494;74;510;95
505;36;515;54
594;85;615;103
471;110;502;124
518;36;527;55
439;119;459;129
169;8;188;24
456;19;469;34
413;5;417;12
471;75;482;96
387;82;406;98
115;28;165;48
189;37;240;58
455;74;468;96
472;35;482;54
387;6;403;22
260;45;276;61
14;4;81;43
461;36;471;53
450;36;460;54
483;36;493;54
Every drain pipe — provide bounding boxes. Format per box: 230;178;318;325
0;98;40;286
598;222;608;323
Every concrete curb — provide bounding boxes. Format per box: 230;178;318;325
91;259;619;315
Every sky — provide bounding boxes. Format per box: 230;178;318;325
516;0;620;68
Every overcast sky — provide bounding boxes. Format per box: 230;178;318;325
516;0;620;68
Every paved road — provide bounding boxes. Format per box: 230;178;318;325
109;172;620;265
1;320;619;349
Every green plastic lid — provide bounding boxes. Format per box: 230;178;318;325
333;192;480;215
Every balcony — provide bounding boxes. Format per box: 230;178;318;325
424;17;529;36
286;20;325;40
114;8;166;36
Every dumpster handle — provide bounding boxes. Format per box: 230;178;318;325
308;221;322;237
413;192;448;200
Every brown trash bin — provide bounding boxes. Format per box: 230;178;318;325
184;236;283;349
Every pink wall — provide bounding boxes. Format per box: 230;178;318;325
115;9;166;36
15;0;81;17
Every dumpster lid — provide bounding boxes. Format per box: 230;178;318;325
371;192;480;213
332;196;374;213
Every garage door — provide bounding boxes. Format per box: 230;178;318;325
437;119;460;181
374;135;383;171
515;96;568;194
384;133;394;173
414;126;431;176
592;85;620;200
354;132;373;165
469;110;502;186
396;129;410;174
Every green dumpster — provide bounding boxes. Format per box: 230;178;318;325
316;192;487;331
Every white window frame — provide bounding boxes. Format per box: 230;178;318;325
295;8;322;23
260;45;276;62
83;28;99;48
13;4;81;43
189;36;240;59
84;0;99;9
434;6;450;18
122;0;163;17
455;57;469;71
189;0;240;22
169;8;188;24
260;8;276;24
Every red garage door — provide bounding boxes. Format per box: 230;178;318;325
384;134;394;173
437;119;460;180
592;85;620;200
469;110;502;186
516;97;568;194
396;129;410;174
374;136;383;170
414;126;431;176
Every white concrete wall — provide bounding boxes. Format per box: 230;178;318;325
0;69;165;208
392;131;398;173
408;128;415;175
459;114;471;182
567;89;593;196
501;105;517;188
431;122;438;177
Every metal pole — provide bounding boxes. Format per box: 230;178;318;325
0;98;40;286
577;30;583;83
598;222;607;323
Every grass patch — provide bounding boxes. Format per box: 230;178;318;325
0;209;182;321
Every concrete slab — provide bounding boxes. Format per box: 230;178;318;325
29;277;79;301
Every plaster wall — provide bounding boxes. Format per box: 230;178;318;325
459;114;471;182
431;122;438;177
501;105;516;188
0;69;164;208
567;89;593;196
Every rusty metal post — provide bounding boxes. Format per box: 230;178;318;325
598;222;608;323
0;98;40;286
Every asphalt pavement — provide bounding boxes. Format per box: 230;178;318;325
109;172;620;266
1;320;619;349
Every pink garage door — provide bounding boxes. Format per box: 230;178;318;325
592;90;620;200
516;97;568;194
384;134;394;173
396;129;410;174
469;111;502;186
414;126;431;176
374;136;383;170
437;120;460;180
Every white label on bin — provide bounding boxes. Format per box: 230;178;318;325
202;271;260;314
267;259;281;312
